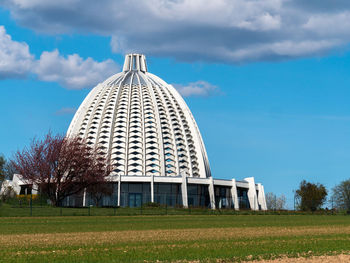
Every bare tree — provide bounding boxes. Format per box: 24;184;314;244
3;161;17;180
0;185;16;202
266;192;287;210
331;179;350;211
0;155;5;184
12;133;113;206
276;194;286;210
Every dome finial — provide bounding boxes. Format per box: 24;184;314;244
123;54;147;72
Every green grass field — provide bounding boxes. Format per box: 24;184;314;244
1;214;350;262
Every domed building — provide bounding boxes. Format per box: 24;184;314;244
65;54;267;210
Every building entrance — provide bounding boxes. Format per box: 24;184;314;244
129;193;142;207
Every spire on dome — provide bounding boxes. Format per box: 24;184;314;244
123;54;148;73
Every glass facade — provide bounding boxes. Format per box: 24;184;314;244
63;191;84;207
187;184;210;207
59;181;260;210
86;183;118;207
19;185;32;195
214;186;233;209
120;182;151;207
237;187;250;209
154;183;182;206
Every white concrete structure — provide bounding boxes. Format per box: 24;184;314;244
1;54;267;210
68;54;210;179
65;53;267;210
0;174;37;196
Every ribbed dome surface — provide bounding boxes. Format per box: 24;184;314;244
67;54;211;178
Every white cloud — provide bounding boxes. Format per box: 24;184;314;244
223;39;343;61
34;50;119;89
0;26;120;89
237;13;281;31
173;81;220;97
0;25;33;78
303;12;350;37
3;0;350;63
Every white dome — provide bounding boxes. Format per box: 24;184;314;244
67;54;211;178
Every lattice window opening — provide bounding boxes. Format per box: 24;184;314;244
146;170;160;175
147;151;160;156
146;157;159;163
146;145;159;152
129;143;143;150
163;141;174;147
113;133;126;138
113;133;126;139
130;116;142;121
117;109;128;114
163;138;172;144
146;160;160;165
113;144;125;149
128;138;143;145
119;103;128;109
166;170;175;175
116;115;127;121
111;150;125;156
129;130;142;136
160;119;170;125
105;110;114;115
145;133;157;139
190;154;198;160
146;141;158;146
146;152;160;160
177;148;186;154
176;143;186;148
130;111;141;116
129;137;143;143
172;122;181;128
130;122;142;127
166;166;176;173
114;134;126;140
146;134;157;139
129;162;142;167
115;124;126;130
100;129;110;133
189;146;196;152
128;157;143;163
145;124;157;130
99;134;109;140
165;160;176;165
190;161;198;168
178;156;188;162
186;137;194;144
131;101;141;105
183;130;192;138
162;140;173;147
192;161;199;167
192;168;200;173
162;128;171;133
111;143;125;153
175;134;184;141
164;150;175;156
146;147;159;153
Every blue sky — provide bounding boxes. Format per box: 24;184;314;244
1;1;350;207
